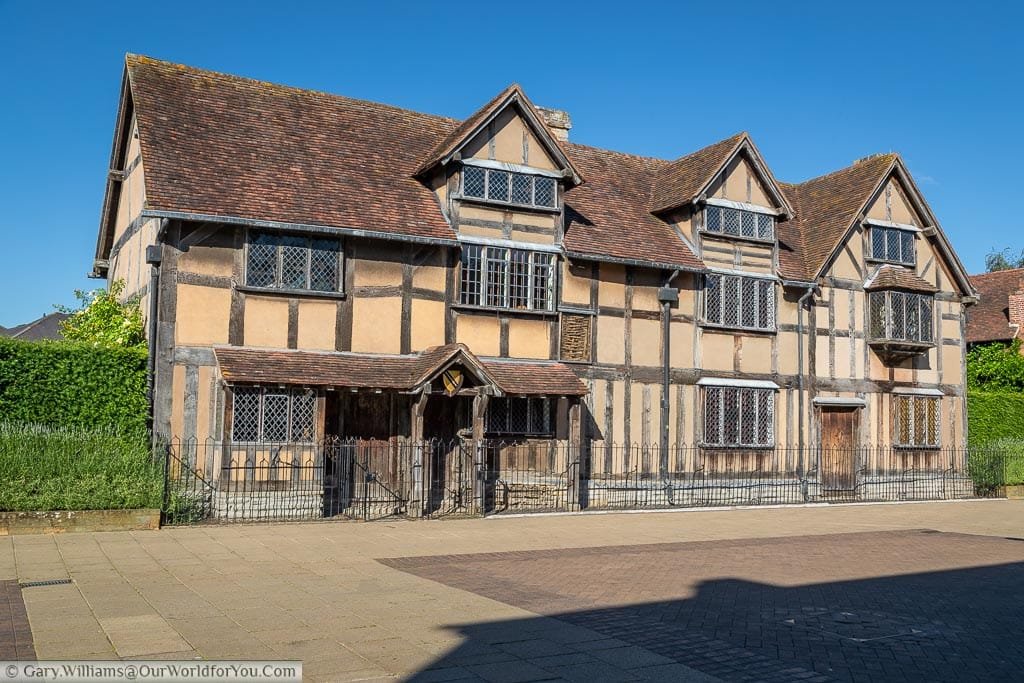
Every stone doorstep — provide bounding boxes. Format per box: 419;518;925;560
0;510;160;535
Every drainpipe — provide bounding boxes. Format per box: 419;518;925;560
145;219;169;443
658;270;680;477
795;283;817;473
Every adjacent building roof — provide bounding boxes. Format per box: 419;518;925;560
214;344;588;396
0;313;69;341
864;265;939;293
102;55;970;289
967;268;1024;344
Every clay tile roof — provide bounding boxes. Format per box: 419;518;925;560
125;55;459;244
966;268;1024;343
864;265;939;293
479;359;587;396
649;133;747;214
214;346;587;396
562;144;704;271
777;154;898;281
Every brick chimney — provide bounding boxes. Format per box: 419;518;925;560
536;106;571;142
1010;276;1024;338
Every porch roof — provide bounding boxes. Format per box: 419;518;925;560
213;344;588;396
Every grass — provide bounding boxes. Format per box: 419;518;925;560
968;438;1024;491
0;422;162;511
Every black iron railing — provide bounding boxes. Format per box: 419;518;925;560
160;439;1021;524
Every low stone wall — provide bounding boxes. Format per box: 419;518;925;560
212;490;324;521
0;509;160;535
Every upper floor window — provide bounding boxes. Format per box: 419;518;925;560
893;395;940;448
869;290;934;344
703;385;774;448
705;205;774;241
462;166;557;209
487;397;553;436
702;273;775;332
460;244;556;312
246;232;342;293
870;226;916;266
231;386;316;443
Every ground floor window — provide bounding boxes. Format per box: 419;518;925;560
487;397;553;436
702;385;774;447
893;395;940;448
231;386;316;443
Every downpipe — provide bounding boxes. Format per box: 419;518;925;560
796;283;817;478
658;269;680;480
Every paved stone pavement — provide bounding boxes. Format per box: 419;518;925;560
0;500;1022;681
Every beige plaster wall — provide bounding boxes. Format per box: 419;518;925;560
175;284;231;346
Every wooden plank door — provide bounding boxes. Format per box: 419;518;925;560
820;407;859;495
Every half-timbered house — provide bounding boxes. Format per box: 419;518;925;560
94;56;977;517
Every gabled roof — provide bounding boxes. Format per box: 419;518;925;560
0;313;68;341
967;268;1024;344
414;84;582;185
779;154;975;297
214;344;588;396
650;132;794;217
864;265;938;293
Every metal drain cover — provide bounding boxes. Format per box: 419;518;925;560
19;578;72;588
779;608;949;643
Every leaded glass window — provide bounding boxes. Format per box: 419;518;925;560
893;395;940;448
702;273;775;332
461;166;558;209
868;291;934;343
487;397;553;436
870;227;916;266
460;244;555;311
245;232;342;293
231;387;317;443
704;206;774;240
702;386;775;447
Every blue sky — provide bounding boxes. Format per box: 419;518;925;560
0;0;1020;326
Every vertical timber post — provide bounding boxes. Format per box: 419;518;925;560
569;399;582;511
410;391;429;518
471;391;490;515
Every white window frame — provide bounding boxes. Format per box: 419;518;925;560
230;386;317;444
892;394;941;448
869;290;934;344
460;166;558;210
869;226;916;266
701;385;775;448
459;243;556;312
244;231;344;294
701;272;776;332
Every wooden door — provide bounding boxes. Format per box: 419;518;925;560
820;407;859;494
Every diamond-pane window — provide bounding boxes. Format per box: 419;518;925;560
870;226;916;266
703;385;775;447
893;395;940;448
246;232;342;293
487;397;552;436
511;174;532;204
463;166;486;198
704;273;774;331
230;386;318;443
461;166;557;209
534;177;556;207
487;170;510;201
704;206;774;241
868;290;934;343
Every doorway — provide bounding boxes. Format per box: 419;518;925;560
423;395;474;515
820;406;860;497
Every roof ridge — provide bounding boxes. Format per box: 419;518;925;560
126;54;460;125
970;267;1024;279
788;152;898;187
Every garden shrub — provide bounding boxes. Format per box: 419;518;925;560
0;336;147;432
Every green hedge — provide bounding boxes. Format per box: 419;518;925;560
0;337;147;431
968;390;1024;446
0;423;161;511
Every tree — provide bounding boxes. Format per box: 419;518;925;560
57;280;146;351
985;247;1024;272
